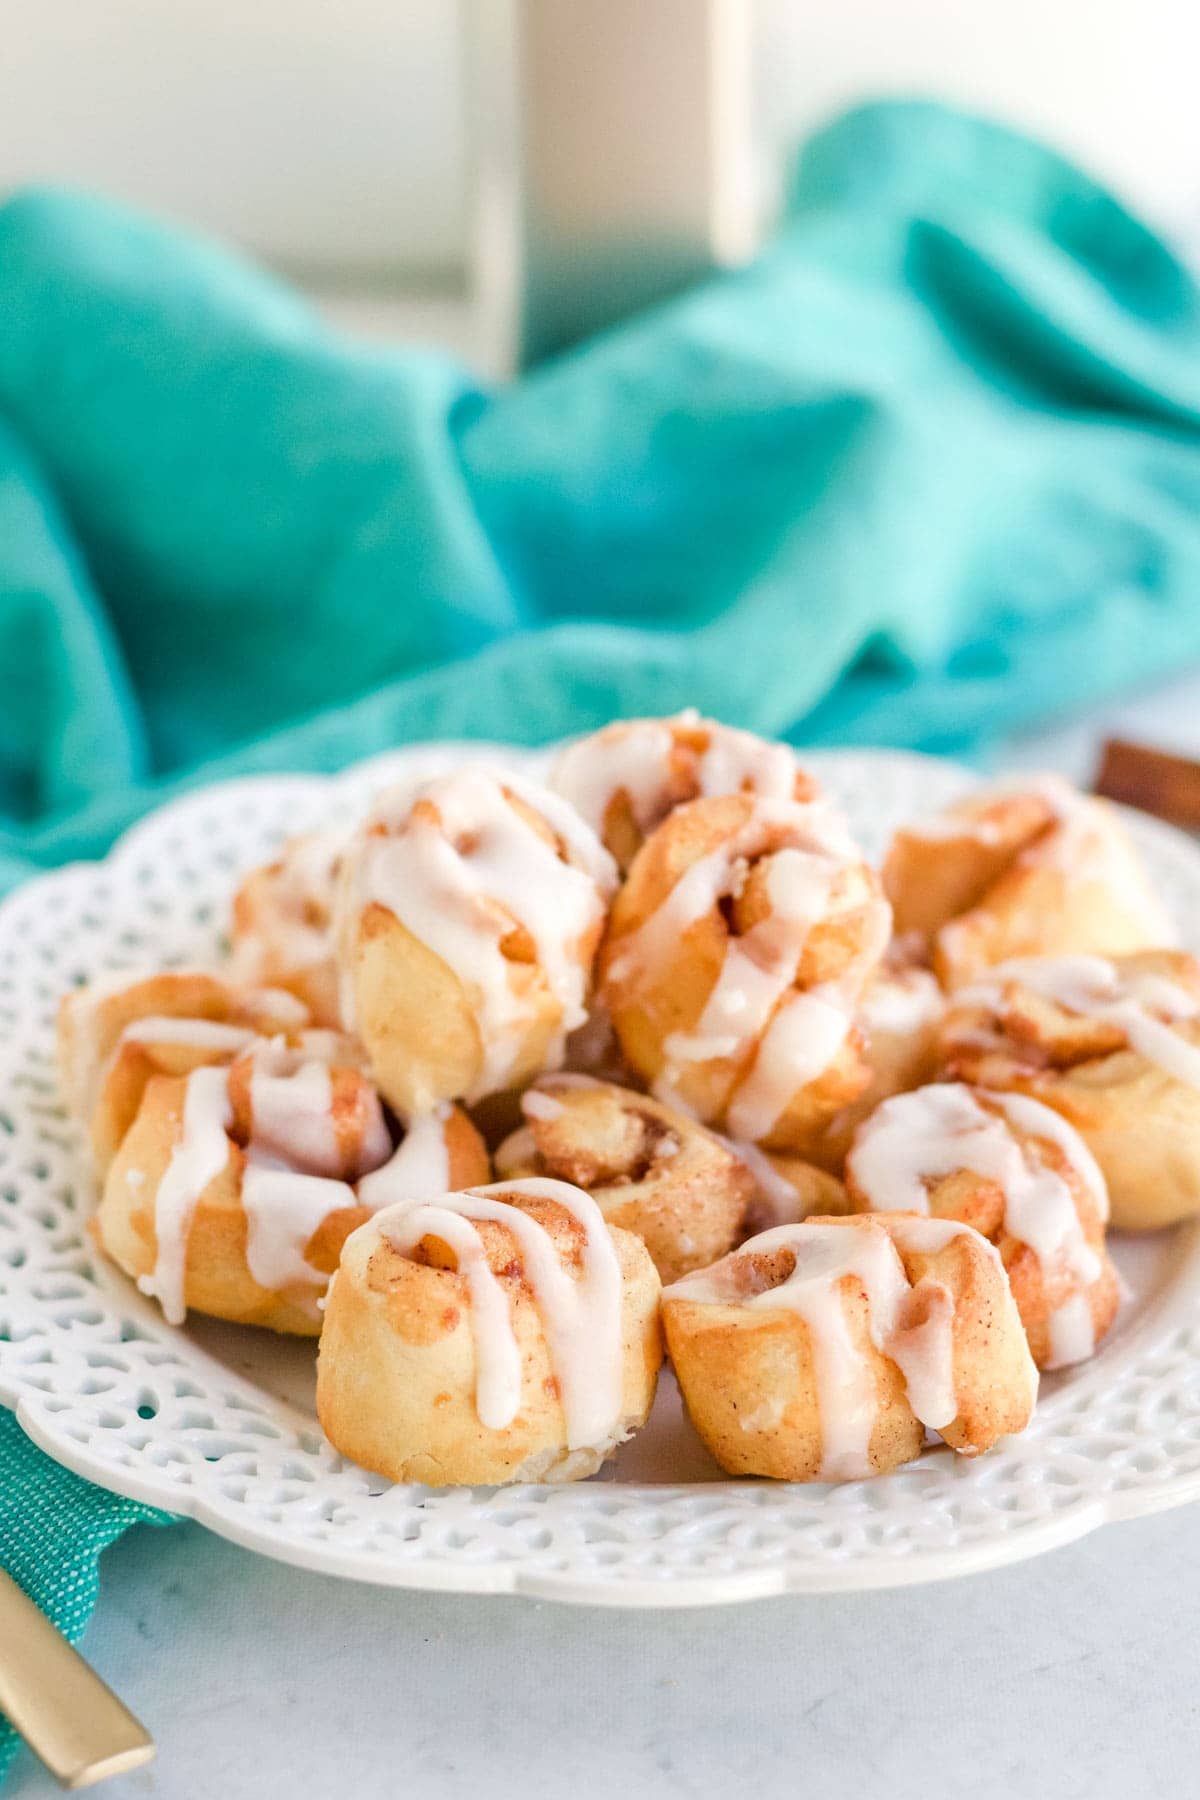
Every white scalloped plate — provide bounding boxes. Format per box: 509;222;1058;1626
3;743;1200;1608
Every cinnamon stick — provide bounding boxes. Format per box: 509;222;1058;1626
1094;738;1200;831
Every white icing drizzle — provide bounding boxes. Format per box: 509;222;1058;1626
857;967;945;1038
231;831;344;978
139;1042;401;1313
119;1017;258;1054
695;724;801;803
608;793;886;1136
666;1219;976;1475
956;954;1200;1092
522;1089;566;1122
904;775;1175;941
244;1039;390;1180
725;988;854;1141
241;1164;355;1299
343;769;616;1103
550;720;678;837
356;1108;453;1211
374;1178;625;1445
847;1083;1105;1369
549;712;805;846
138;1065;233;1325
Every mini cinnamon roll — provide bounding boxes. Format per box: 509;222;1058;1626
334;770;617;1119
95;1039;489;1334
316;1178;663;1484
664;1213;1036;1481
845;1082;1118;1369
549;711;817;870
940;951;1200;1230
883;775;1172;989
229;831;345;1026
600;791;891;1151
57;968;310;1175
494;1076;752;1282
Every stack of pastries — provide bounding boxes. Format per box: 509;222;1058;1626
57;714;1199;1488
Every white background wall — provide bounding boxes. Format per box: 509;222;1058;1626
0;2;1195;292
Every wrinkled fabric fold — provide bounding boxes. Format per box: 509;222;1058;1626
0;101;1197;894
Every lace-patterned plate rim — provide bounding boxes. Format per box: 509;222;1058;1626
2;740;1199;1609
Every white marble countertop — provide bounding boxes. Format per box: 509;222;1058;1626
10;665;1200;1800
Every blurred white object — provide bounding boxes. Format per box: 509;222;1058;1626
0;0;1196;361
469;0;757;369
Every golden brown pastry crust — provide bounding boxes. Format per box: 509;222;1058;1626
57;970;310;1176
883;779;1170;989
229;832;344;1026
664;1213;1036;1482
549;713;818;870
940;950;1200;1230
316;1186;663;1484
844;1083;1119;1368
495;1076;751;1282
334;773;615;1119
600;792;889;1151
94;1068;489;1335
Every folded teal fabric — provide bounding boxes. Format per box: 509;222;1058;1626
0;99;1199;896
3;98;1200;1776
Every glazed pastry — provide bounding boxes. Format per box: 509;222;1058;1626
494;1074;752;1282
845;1082;1118;1369
229;831;345;1026
600;791;891;1150
882;774;1173;989
57;969;310;1175
95;1038;489;1333
334;769;617;1119
549;710;817;870
787;958;945;1171
940;951;1200;1229
316;1178;663;1484
664;1213;1037;1481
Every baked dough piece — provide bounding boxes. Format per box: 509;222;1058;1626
664;1213;1037;1481
95;1039;488;1333
882;775;1172;989
786;958;945;1171
940;951;1200;1230
549;711;817;870
57;968;310;1175
495;1075;752;1282
316;1178;663;1484
600;791;891;1150
334;769;617;1119
845;1082;1118;1369
229;831;345;1026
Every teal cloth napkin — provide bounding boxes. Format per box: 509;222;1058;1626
2;98;1200;1776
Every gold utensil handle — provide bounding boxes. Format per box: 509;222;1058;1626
0;1568;155;1789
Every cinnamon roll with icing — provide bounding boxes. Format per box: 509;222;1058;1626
334;770;617;1119
229;831;345;1026
316;1179;662;1484
940;951;1200;1229
664;1213;1037;1481
600;791;891;1151
494;1075;752;1282
845;1083;1118;1369
95;1037;489;1333
549;711;817;870
58;969;310;1175
883;775;1172;989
